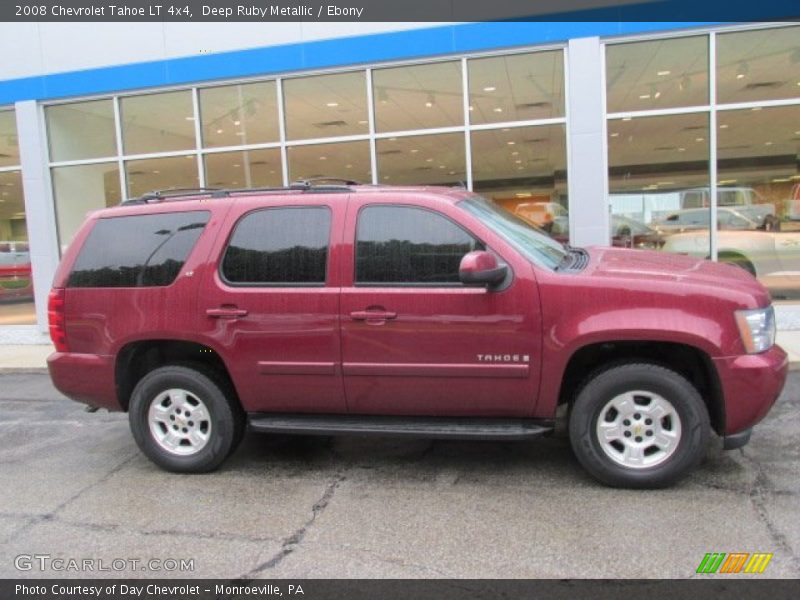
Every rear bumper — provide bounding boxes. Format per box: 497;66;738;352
47;352;122;411
712;344;788;437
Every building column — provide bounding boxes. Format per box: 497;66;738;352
16;100;60;334
566;37;609;247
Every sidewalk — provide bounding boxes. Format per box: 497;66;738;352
2;333;799;372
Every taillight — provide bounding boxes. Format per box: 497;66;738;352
48;288;69;352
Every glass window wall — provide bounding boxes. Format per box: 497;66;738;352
373;61;464;132
200;81;279;148
283;71;368;141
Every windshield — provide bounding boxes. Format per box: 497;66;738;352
458;195;568;270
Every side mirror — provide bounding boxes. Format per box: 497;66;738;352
459;250;507;287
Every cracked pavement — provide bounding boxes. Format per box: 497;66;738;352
0;372;798;578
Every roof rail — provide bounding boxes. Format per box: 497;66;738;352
120;179;358;206
121;187;228;205
290;177;361;189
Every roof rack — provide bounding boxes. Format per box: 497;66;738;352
120;187;228;205
290;177;361;188
121;178;360;206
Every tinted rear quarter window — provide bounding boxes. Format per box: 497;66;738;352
221;206;331;285
68;211;210;288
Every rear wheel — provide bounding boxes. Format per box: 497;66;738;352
569;363;709;488
129;365;243;473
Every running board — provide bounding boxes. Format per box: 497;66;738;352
247;414;554;440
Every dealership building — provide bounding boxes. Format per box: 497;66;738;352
0;20;798;340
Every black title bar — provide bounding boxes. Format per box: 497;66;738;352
2;0;800;22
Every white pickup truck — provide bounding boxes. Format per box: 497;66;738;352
611;187;777;231
677;187;777;230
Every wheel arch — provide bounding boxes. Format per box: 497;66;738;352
556;340;725;435
115;338;240;412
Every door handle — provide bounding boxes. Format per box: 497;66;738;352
350;310;398;321
206;306;249;319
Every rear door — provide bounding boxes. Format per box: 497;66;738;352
199;194;346;414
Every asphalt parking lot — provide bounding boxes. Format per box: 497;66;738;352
0;372;798;579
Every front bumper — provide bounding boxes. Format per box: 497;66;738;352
47;352;122;411
712;344;788;437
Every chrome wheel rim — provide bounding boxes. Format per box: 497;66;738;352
595;390;682;469
148;388;212;456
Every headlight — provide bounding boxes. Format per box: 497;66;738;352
735;306;776;354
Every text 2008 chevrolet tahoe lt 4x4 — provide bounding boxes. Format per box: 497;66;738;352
47;183;788;488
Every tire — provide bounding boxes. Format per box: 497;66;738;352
719;252;756;277
129;365;244;473
568;363;710;488
762;215;780;232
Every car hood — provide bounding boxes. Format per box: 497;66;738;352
586;246;770;304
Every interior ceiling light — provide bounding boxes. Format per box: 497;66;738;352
679;76;691;91
483;86;496;92
610;132;620;137
319;156;327;160
657;70;671;76
493;107;503;112
216;129;224;134
326;102;339;107
720;124;729;129
639;94;651;99
507;141;515;145
736;61;749;79
425;93;435;108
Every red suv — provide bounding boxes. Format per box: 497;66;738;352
47;183;788;488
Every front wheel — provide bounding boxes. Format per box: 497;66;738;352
569;363;710;488
129;365;243;473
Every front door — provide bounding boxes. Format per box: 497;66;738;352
340;198;541;417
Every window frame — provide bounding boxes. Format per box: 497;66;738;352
353;202;496;288
67;210;211;289
218;205;333;288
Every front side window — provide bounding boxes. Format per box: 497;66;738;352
221;207;331;285
68;211;210;288
356;205;483;285
459;195;567;270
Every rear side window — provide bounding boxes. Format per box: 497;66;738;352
68;211;209;288
356;205;483;285
221;207;331;285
